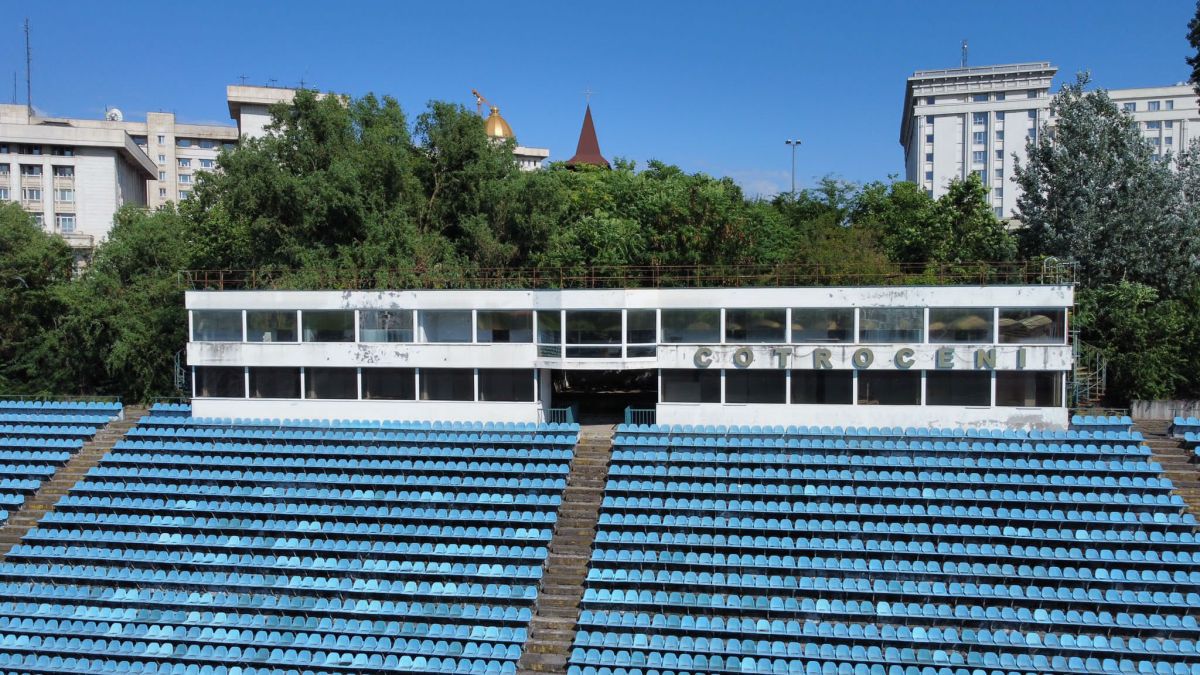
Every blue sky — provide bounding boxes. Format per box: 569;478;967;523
2;1;1195;196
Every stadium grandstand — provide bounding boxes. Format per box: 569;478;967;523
0;273;1198;674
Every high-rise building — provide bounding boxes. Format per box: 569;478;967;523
901;62;1200;220
0;103;237;251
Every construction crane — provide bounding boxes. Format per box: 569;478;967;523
471;89;491;117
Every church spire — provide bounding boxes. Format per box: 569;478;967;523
566;104;609;168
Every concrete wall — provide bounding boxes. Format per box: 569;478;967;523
1131;400;1200;420
192;398;543;423
658;402;1068;430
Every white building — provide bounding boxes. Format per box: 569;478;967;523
186;284;1073;429
0;104;237;248
0;106;156;250
901;62;1200;219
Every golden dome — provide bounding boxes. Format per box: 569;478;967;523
483;105;514;139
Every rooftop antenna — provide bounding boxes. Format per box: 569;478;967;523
11;71;16;105
267;78;278;88
960;39;968;68
584;86;594;104
24;18;32;113
238;74;248;85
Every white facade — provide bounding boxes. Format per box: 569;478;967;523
0;104;237;247
900;63;1055;220
0;108;156;249
902;63;1200;220
186;285;1074;429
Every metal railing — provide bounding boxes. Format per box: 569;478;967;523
542;405;577;425
624;407;657;426
183;260;1075;292
1069;332;1108;409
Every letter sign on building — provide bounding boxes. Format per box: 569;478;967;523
694;347;714;368
852;348;874;369
894;348;915;369
732;348;754;368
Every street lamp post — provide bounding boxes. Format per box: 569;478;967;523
785;139;802;195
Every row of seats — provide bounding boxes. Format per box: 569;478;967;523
143;414;578;433
0;400;113;528
113;442;573;460
0;400;121;413
1072;414;1134;432
0;414;577;675
572;423;1200;675
127;427;577;446
619;423;1144;441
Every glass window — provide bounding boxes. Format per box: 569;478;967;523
537;311;561;344
477;311;532;343
362;368;416;400
995;131;1004;141
192;310;242;342
302;310;354;342
52;166;74;177
200;158;215;168
54;189;74;202
1167;100;1175;111
178;158;191;168
858;371;920;405
20;164;41;176
998;308;1065;344
726;370;786;404
420;368;474;401
419;310;472;343
996;111;1005;121
972;131;985;144
1122;102;1135;112
1027;90;1038;98
194;366;244;398
791;370;852;404
972;151;986;164
360;310;413;342
972;94;988;102
179;174;192;184
626;310;656;343
54;214;75;233
972;112;987;125
1148;101;1161;112
246;311;297;342
996;371;1063;407
178;190;191;200
21;188;41;201
159;171;166;181
660;369;721;403
924;171;933;181
177;138;192;148
566;311;622;344
787;309;854;343
859;308;922;343
249;367;300;399
924;153;933;162
925;97;935;105
157;135;165;144
995;92;1006;102
0;164;8;176
1146;121;1162;130
725;309;785;343
661;309;720;343
305;368;357;400
929;308;993;343
479;369;534;402
925;134;933;143
0;188;8;200
926;371;991;406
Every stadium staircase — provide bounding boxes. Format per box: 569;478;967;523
517;425;613;675
1135;418;1200;517
0;405;146;559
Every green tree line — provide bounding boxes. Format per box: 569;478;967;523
2;82;1197;404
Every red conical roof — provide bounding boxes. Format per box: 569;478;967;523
566;104;609;168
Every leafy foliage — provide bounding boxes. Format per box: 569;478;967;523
0;203;75;394
1014;75;1200;291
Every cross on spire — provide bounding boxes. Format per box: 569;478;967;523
584;87;595;103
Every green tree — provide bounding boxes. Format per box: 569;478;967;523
1014;75;1199;290
54;207;190;401
1074;282;1191;401
851;175;1014;264
0;203;75;394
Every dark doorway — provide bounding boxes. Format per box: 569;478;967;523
550;369;656;424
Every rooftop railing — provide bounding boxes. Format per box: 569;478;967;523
184;260;1075;292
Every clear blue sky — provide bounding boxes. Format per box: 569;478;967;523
2;1;1195;196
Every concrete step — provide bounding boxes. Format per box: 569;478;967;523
517;433;611;675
